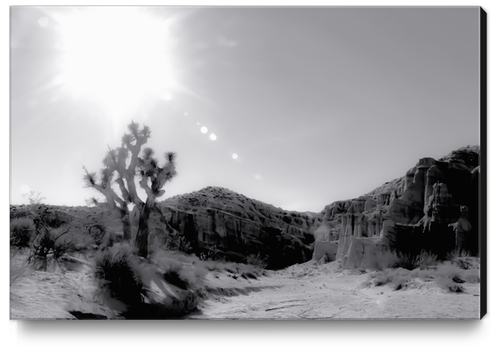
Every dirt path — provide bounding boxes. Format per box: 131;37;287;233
191;262;481;320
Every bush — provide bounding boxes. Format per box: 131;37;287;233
364;268;413;290
434;262;466;293
162;233;192;254
10;218;35;248
94;243;146;308
435;276;465;293
360;248;399;271
163;264;188;289
447;249;470;260
177;264;208;289
369;271;389;286
390;250;438;270
245;254;268;269
393;253;420;270
27;226;85;271
415;251;438;270
390;270;414;290
150;249;208;290
87;224;106;246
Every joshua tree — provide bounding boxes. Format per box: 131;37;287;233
83;121;177;258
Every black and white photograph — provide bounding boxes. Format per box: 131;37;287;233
9;5;485;321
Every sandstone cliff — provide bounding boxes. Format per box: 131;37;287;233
315;146;480;267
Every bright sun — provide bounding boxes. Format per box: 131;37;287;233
54;7;176;115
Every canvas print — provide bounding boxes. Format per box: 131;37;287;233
10;6;485;320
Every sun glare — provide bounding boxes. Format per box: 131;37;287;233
54;8;175;115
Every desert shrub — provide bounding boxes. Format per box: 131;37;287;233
435;276;465;293
87;224;106;245
199;245;219;261
360;248;399;271
446;251;478;270
369;271;390;286
415;251;438;270
390;269;414;290
364;268;413;290
163;263;188;289
245;254;268;269
361;248;436;272
393;253;420;270
94;243;146;307
451;257;472;270
149;249;207;289
434;262;466;292
447;249;470;260
10;218;36;247
178;264;208;288
162;233;192;254
411;268;435;282
27;226;84;271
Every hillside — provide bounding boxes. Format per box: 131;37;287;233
157;186;321;269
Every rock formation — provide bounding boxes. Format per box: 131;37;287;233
157;186;321;269
314;146;480;267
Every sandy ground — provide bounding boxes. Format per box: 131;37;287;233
10;254;480;320
10;251;118;320
191;261;481;320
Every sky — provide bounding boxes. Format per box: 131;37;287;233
9;6;481;212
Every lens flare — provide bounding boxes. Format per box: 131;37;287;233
200;126;208;134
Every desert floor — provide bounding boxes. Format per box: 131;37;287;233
188;261;480;320
10;253;480;320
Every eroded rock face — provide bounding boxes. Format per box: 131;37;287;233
158;186;321;269
314;146;480;267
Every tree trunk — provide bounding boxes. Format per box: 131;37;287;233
135;203;152;258
116;206;132;241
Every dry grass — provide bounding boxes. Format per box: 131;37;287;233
362;258;480;293
94;243;146;309
360;248;399;271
